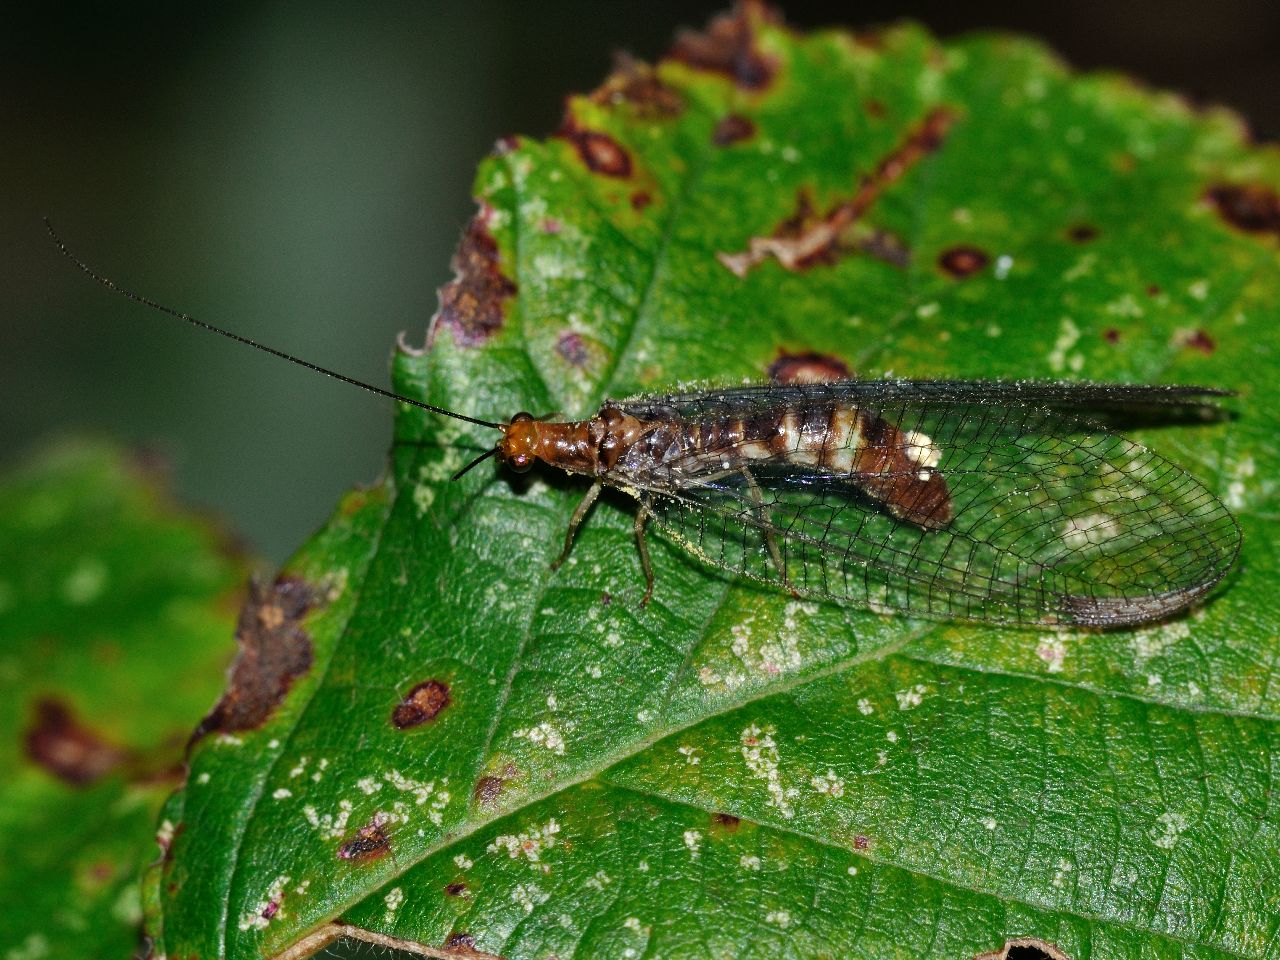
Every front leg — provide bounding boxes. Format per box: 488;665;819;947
551;481;602;570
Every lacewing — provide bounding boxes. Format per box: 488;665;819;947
52;224;1241;628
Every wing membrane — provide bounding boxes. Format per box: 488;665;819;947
637;390;1239;627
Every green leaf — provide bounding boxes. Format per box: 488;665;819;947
155;7;1279;958
0;441;248;958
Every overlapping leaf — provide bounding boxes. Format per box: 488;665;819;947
0;441;248;958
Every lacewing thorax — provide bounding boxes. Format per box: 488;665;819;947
51;222;1241;628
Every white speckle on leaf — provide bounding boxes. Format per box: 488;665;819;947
196;771;210;785
1225;455;1256;510
514;721;567;756
1104;293;1144;318
847;865;858;876
357;777;382;795
62;557;107;605
885;730;898;743
765;910;791;929
981;817;997;831
624;916;644;932
985;322;1002;338
810;769;845;798
994;254;1014;279
1061;512;1121;550
1151;811;1190;849
1048;317;1082;373
511;882;548;914
894;684;928;710
237;874;291;931
289;757;309;778
1052;858;1073;889
678;744;701;765
857;698;874;715
303;799;352;839
1036;634;1066;673
740;723;796;819
488;819;561;872
1062;252;1096;284
587;664;603;679
454;854;473;870
683;829;702;857
271;788;292;801
1131;619;1190;660
585;869;612;891
740;854;762;871
383;887;404;924
156;819;176;849
916;302;940;319
1188;279;1210;301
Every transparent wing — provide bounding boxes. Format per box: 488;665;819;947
641;397;1239;627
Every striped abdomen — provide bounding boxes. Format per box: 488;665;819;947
619;402;953;529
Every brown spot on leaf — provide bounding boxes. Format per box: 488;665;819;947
669;2;779;91
712;113;756;146
445;881;468;897
853;834;870;849
392;679;451;729
864;99;886;119
24;698;126;785
975;938;1071;960
1176;328;1217;355
1103;328;1122;345
337;817;392;862
434;213;517;348
558;120;632;179
592;53;684;117
938;244;990;278
473;775;506;807
719;108;954;277
442;932;502;959
768;350;852;384
1146;284;1161;297
601;591;612;606
1066;223;1099;243
630;191;652;211
556;332;589;368
712;812;741;831
1205;183;1280;235
540;217;562;235
192;576;316;742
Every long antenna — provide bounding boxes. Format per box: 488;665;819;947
45;219;505;431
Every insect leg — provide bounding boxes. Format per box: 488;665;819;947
551;481;603;570
740;467;800;597
635;496;655;606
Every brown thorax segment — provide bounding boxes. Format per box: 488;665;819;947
498;405;652;476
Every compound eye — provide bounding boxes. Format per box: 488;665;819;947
511;411;534;424
509;453;533;473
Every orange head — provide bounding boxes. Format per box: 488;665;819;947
498;411;540;472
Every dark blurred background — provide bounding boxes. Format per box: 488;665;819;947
7;0;1279;563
